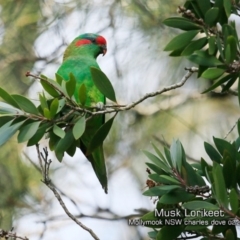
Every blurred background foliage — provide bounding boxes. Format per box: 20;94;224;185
0;0;239;239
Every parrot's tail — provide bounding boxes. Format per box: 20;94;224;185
80;141;108;193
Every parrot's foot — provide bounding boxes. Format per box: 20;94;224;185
95;102;105;110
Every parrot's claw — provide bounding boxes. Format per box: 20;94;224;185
95;102;105;110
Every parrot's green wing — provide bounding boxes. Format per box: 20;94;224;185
56;33;108;193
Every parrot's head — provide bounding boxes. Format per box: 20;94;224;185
63;33;107;60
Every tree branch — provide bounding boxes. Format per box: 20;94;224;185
36;145;100;240
89;67;198;116
25;67;198;118
0;229;28;240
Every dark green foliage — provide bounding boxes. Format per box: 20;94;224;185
0;73;115;163
90;67;117;102
163;0;240;99
88;114;116;153
142;138;240;239
141;2;240;239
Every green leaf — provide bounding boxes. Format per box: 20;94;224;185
230;22;240;49
66;73;76;98
146;162;164;175
50;98;59;118
221;74;238;92
182;161;206;186
225;229;235;240
164;30;199;51
143;185;180;197
202;74;232;93
148;173;163;183
27;123;50;146
157;226;184;240
159;188;194;204
204;142;222;163
213;137;235;157
212;225;229;235
208;36;216;55
214;0;224;9
205;7;219;26
90;67;116;102
53;124;65;139
57;99;65;113
183;201;219;210
73;116;85;140
181;38;207;56
197;65;208;78
216;35;225;61
48;131;60;151
164;147;173;167
143;150;170;173
0;88;20;109
201;68;225;80
223;154;236;189
225;36;237;64
153;185;181;191
238;120;240;136
229;189;238;214
212;162;228;207
196;0;211;14
0;120;25;146
236;163;240;186
39;92;48;110
170;139;182;172
225;44;231;64
40;76;60;97
43;108;51;119
151;142;168;165
55;73;63;85
188;0;204;18
158;175;180;185
18;121;41;143
163;17;202;30
238;74;240;106
223;24;235;45
188;50;223;67
88;115;115;153
141;211;158;223
55;129;75;161
60;80;69;96
78;83;87;106
223;0;231;17
169;47;186;57
11;94;39;115
148;231;158;239
66;141;77;157
0;116;14;127
0;102;23;115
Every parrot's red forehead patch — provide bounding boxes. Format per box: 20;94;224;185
96;36;106;45
75;39;92;46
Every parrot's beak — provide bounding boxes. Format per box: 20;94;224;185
101;45;107;56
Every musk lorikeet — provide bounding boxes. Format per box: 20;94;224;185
57;33;108;193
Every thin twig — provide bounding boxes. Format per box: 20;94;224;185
224;118;239;139
26;67;198;117
0;229;28;240
38;213;144;224
36;145;100;240
24;150;82;214
86;67;198;116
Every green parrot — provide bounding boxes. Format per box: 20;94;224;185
57;33;108;193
